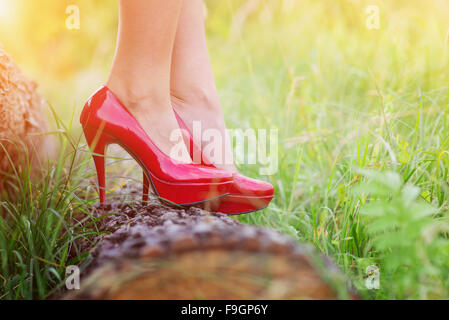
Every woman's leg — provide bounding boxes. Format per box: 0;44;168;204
107;0;190;162
170;0;237;172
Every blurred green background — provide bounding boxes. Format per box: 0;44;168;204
2;0;448;126
2;0;449;299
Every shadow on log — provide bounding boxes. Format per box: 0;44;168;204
65;188;355;300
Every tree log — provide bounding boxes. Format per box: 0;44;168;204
0;46;53;187
65;188;353;300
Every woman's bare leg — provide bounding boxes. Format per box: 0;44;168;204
107;0;190;162
170;0;237;172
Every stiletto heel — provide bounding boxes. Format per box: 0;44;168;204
80;86;233;206
92;151;106;204
142;172;149;202
83;125;116;205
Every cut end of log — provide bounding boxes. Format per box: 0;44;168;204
0;46;54;185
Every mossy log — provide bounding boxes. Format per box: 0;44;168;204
65;191;353;300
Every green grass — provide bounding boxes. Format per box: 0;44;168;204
3;0;449;299
221;0;449;299
0;110;100;300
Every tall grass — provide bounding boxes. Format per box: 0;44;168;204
229;0;449;299
0;109;100;300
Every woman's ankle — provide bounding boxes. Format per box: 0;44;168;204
107;77;170;113
171;84;221;112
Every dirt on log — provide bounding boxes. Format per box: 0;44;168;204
0;46;53;185
64;188;353;300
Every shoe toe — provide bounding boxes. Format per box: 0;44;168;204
230;173;274;197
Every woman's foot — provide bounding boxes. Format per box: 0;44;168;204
171;87;237;172
107;81;192;164
171;93;275;214
169;0;237;171
81;86;234;206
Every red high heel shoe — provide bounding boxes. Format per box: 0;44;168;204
80;86;233;206
174;110;274;214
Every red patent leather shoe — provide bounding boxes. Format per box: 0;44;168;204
80;86;233;206
174;110;274;214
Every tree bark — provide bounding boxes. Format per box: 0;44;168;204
65;191;354;300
